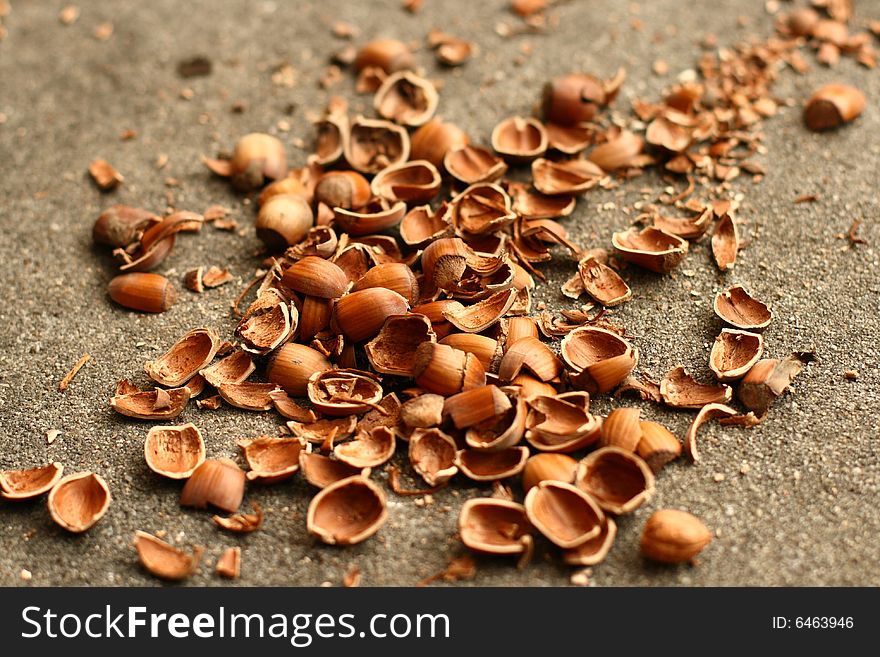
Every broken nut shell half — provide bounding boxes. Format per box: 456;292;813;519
47;472;111;533
307;475;388;545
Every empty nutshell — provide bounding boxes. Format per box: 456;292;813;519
145;327;221;387
612;226;689;273
299;452;369;489
47;472;111;533
135;531;203;581
0;462;64;501
144;423;206;480
458;498;533;561
713;285;772;330
561;326;639;394
334;427;397;469
408;428;459;486
562;516;617;567
307;475;388;545
456;446;529;482
491;116;548;162
524;480;605;549
374;71;439;127
180;459;246;513
525;393;601;453
660;365;733;408
640;509;712;563
238;436;309;483
708;329;764;382
576;446;655;515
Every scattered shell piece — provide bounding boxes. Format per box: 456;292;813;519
89;158;124;191
0;462;64;501
47;472;111;533
524;480;605;549
612;226;689;273
307;369;384;416
213;504;264;533
713;286;772;330
683;403;738;462
180;459;246;513
236;288;296;355
216;546;241;579
576;447;655;515
218;382;281;411
307;475;388;545
200;350;255;388
578;254;631;307
58;352;91;392
299;452;369;488
562;327;639;394
400;394;446;429
660;366;733;408
110;382;191;421
288;416;357;445
711;214;739;271
238;436;309;483
444;145;508;185
708;329;764;382
374;71;439;127
456;446;529;481
145;328;221;387
334;427;396;468
144;423;206;479
371;159;442;203
531;158;603;195
491;116;548;162
738;354;806;415
409;428;459;486
562;516;617;566
525;393;600;452
345;116;411;174
135;531;203;581
459;498;533;562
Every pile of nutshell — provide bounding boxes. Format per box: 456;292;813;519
2;1;871;582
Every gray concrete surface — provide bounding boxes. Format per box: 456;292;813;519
0;0;878;587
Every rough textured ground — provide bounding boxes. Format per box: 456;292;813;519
0;0;878;587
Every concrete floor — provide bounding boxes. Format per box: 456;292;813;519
0;0;878;586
